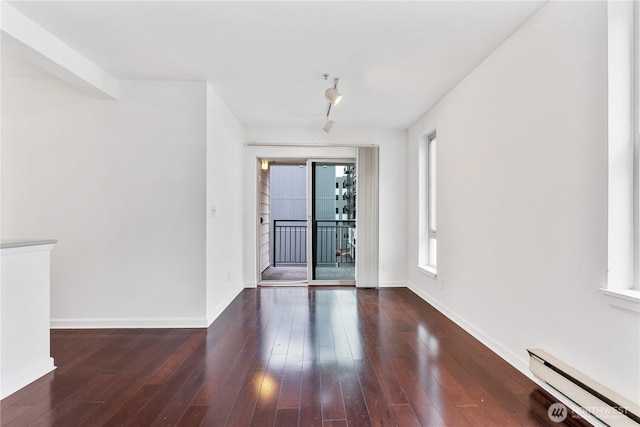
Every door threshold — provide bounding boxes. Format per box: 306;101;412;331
258;281;309;287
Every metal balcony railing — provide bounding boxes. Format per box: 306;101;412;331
273;220;307;267
273;220;356;267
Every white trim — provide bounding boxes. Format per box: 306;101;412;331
244;280;258;288
407;281;526;371
0;243;55;256
51;317;208;329
206;284;244;326
417;264;437;279
418;129;438;270
246;142;380;148
634;0;640;292
406;282;607;427
255;157;263;286
0;358;56;400
0;3;119;99
259;281;309;287
608;0;636;293
599;288;640;313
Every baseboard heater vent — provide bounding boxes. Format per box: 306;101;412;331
527;349;639;426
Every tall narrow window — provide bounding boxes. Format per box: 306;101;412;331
428;133;437;268
604;1;640;308
634;1;639;290
418;131;437;276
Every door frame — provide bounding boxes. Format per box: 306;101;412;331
256;158;309;286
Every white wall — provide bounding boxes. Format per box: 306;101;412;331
407;1;639;402
206;84;245;324
1;77;208;327
408;2;640;401
243;127;407;288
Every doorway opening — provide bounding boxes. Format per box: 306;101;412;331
260;162;308;282
258;159;356;285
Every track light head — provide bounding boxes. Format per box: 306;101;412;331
323;120;335;134
325;87;342;106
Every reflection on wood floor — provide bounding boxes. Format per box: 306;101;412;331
0;287;589;426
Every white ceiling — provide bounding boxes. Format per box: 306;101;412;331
4;1;545;129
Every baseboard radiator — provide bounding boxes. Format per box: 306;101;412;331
528;349;639;427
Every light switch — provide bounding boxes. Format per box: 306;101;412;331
210;205;217;218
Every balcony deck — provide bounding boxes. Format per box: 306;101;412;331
261;265;356;282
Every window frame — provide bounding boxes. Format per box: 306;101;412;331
418;130;438;277
603;0;640;311
634;0;639;291
427;133;437;269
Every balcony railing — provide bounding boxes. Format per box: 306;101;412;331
273;220;355;267
273;220;307;267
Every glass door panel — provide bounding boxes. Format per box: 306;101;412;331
311;162;356;282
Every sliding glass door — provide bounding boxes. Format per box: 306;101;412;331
310;162;356;282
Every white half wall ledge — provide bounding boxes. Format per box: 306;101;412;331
1;2;119;99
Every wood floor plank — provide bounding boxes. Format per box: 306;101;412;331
319;345;347;422
340;372;371;427
129;340;207;427
277;357;303;409
196;385;240;426
353;358;397;427
102;384;160;427
274;408;299;427
249;354;286;427
174;405;209;427
389;404;422;427
1;287;591;427
299;359;323;427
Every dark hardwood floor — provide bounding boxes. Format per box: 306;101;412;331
1;287;589;426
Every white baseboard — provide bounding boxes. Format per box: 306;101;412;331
405;282;606;427
244;281;258;288
1;358;56;399
406;282;529;375
206;284;244;326
50;317;208;329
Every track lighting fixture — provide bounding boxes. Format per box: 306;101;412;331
323;120;335;134
325;87;342;106
324;77;342;106
322;74;342;133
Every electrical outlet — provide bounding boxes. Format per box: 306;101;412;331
210;205;217;218
440;279;445;290
227;272;231;282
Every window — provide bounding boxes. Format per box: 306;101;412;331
427;133;437;268
418;130;437;276
634;1;639;291
603;1;640;310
